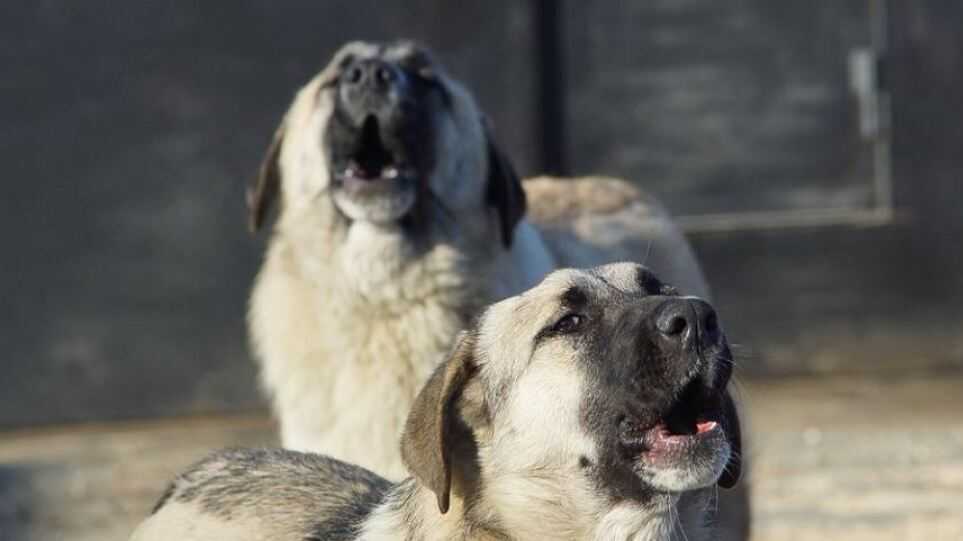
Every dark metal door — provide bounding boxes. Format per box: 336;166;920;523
3;1;961;426
559;0;963;374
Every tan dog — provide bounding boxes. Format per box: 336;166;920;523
136;263;741;541
247;41;748;538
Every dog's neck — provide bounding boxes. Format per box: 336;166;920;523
338;220;480;303
358;440;709;541
358;478;703;541
357;479;502;541
255;205;527;477
279;201;500;303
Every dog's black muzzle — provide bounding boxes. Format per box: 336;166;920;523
338;57;408;124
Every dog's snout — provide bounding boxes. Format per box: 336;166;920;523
343;59;400;92
339;58;406;122
654;298;719;350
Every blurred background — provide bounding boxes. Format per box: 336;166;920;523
2;1;962;540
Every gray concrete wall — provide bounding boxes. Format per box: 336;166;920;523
3;1;962;427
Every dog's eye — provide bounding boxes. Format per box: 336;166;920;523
552;313;585;334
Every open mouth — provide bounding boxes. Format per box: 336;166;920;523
619;379;725;462
336;115;413;185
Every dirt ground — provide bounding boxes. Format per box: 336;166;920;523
2;373;962;541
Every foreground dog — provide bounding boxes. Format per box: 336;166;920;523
135;263;742;541
248;39;708;475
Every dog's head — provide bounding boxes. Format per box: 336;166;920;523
248;41;525;247
402;262;741;523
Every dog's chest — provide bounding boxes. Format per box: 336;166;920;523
253;225;504;475
323;281;474;373
312;292;469;477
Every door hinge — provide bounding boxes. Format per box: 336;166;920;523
848;47;889;141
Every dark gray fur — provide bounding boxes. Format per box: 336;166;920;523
154;448;391;537
143;265;740;541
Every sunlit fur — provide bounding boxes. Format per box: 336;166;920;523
135;264;728;541
249;41;710;483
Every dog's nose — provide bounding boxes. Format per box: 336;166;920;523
342;58;400;94
340;58;405;122
654;298;720;350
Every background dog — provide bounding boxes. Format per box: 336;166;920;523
135;263;741;541
246;41;747;538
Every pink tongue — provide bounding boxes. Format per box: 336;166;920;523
695;421;718;434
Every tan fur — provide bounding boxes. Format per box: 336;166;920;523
356;487;712;541
136;265;732;541
525;175;651;223
247;41;747;538
250;42;708;475
131;501;262;541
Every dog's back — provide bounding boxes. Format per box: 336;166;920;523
132;449;391;541
525;175;710;299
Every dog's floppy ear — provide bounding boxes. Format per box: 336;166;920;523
717;389;743;489
482;117;526;248
401;331;476;514
246;120;285;233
